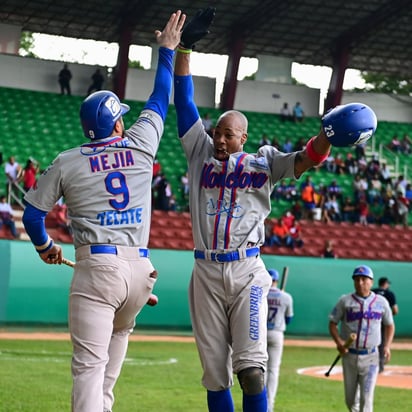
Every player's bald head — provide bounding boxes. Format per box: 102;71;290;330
217;110;248;134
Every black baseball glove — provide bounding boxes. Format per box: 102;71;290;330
180;7;216;50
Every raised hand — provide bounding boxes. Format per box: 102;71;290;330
155;10;186;50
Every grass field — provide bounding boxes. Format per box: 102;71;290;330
0;338;410;411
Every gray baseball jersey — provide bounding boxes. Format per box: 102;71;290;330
181;119;296;391
329;291;393;349
25;110;163;248
267;287;294;332
182;119;297;250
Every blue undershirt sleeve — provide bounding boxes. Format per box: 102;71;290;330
285;316;293;325
143;47;174;122
174;74;200;137
22;203;49;246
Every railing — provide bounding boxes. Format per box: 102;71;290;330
7;181;26;209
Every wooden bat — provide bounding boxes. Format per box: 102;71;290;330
324;333;357;377
61;256;158;306
62;257;75;267
279;266;289;291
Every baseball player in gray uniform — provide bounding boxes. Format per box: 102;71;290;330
22;11;186;412
329;265;395;412
174;8;377;412
266;269;294;412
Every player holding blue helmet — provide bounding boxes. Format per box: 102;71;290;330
22;11;186;412
173;7;378;412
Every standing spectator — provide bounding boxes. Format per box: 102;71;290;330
282;138;293;153
58;63;72;95
344;152;358;175
357;196;369;225
394;187;409;227
341;196;357;223
372;277;399;373
4;155;22;202
300;176;316;219
329;265;394;412
180;170;189;202
292;101;304;122
0;194;20;238
400;133;412;154
266;269;294;412
23;158;40;193
279;102;292;122
152;156;162;178
22;11;185;412
87;68;105;95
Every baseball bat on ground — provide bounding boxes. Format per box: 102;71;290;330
279;266;289;291
324;333;357;377
61;257;158;306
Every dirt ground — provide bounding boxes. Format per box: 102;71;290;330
1;332;411;390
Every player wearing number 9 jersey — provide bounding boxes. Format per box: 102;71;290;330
266;269;294;412
22;11;186;412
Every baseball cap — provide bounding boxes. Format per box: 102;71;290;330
268;269;279;281
352;265;374;279
378;277;390;286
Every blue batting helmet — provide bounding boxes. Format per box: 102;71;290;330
80;90;130;140
268;269;279;281
352;265;374;280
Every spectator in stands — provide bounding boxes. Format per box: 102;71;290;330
334;153;346;175
152;173;173;211
324;153;336;173
379;163;392;185
354;143;366;160
279;102;292;122
0;194;19;238
58;63;72;95
271;136;281;150
290;199;303;221
400;133;412;154
282;138;293;153
264;218;274;247
259;133;271;147
367;172;383;203
368;197;385;224
300;176;316;219
321;239;337;258
344;152;358;175
393;174;408;194
201;113;214;136
269;218;293;248
285;179;299;201
327;179;342;200
289;220;304;249
22;158;39;193
281;210;295;230
341;196;357;223
322;194;342;223
152;156;162;178
292;101;304;122
4;155;22;203
180;170;189;202
87;69;105;95
404;183;412;209
388;134;402;153
357;195;369;226
394;187;409;227
293;137;306;152
271;178;289;200
53;197;72;236
353;173;368;201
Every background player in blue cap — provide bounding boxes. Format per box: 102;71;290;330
329;265;395;412
266;269;294;411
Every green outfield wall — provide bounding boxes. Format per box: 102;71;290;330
1;239;411;337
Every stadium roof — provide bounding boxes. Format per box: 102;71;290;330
1;0;411;78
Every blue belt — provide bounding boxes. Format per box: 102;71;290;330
194;247;260;263
90;245;149;258
348;347;376;355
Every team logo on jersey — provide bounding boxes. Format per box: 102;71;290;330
206;198;244;218
200;163;268;189
250;157;269;170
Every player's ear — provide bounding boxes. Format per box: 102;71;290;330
113;118;124;135
241;132;248;145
